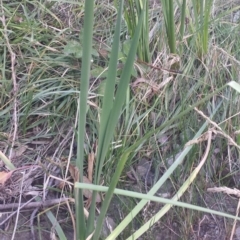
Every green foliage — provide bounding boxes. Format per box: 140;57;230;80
188;0;214;57
161;0;176;53
76;0;145;239
124;0;150;62
63;40;83;59
63;40;99;59
2;0;240;239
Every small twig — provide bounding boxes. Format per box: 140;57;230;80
144;160;152;193
30;208;39;240
64;101;79;183
11;171;24;240
0;196;37;226
65;199;76;240
230;198;240;240
207;186;240;240
130;166;141;190
0;197;73;212
137;58;183;74
194;107;240;150
43;127;73;201
207;186;240;197
198;215;209;238
52;127;73;160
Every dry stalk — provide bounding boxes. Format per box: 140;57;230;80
0;197;74;212
194;107;240;150
207;186;240;240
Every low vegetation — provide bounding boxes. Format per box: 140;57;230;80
1;0;240;239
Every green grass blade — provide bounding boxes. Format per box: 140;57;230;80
142;0;150;62
75;1;94;239
192;0;199;30
202;0;213;53
95;0;123;186
228;81;240;93
75;183;240;222
168;0;176;53
45;211;67;240
124;0;149;62
92;152;131;240
0;151;16;170
101;10;145;151
179;0;186;41
161;0;176;53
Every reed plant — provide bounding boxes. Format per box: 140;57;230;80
124;0;150;62
75;0;145;239
74;1;240;239
187;0;214;58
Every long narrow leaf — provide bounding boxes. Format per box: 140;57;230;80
75;183;240;222
202;0;213;53
45;210;67;240
228;81;240;93
86;0;124;235
100;8;145;156
76;1;94;239
161;0;176;53
95;0;123;187
91;4;146;240
179;0;186;41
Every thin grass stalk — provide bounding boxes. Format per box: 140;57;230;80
228;81;240;93
191;0;213;57
168;0;176;53
94;0;123;187
141;0;150;62
192;0;199;28
86;1;124;235
200;0;203;28
198;0;206;54
161;0;176;53
135;0;149;62
1;46;6;103
179;0;186;41
124;0;149;62
202;0;213;54
75;183;240;222
75;1;94;239
191;0;201;56
124;0;136;38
